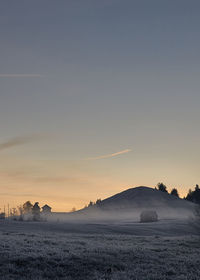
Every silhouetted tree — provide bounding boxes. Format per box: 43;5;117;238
157;183;168;193
96;199;102;205
185;185;200;204
170;188;179;197
10;207;18;217
23;201;33;214
186;189;193;201
194;185;200;204
32;202;40;221
88;201;94;207
17;205;23;221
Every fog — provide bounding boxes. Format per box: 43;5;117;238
44;186;195;223
46;206;194;224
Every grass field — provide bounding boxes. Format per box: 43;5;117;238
0;220;200;280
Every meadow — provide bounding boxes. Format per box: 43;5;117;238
0;220;200;280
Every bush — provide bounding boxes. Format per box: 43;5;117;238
140;210;158;223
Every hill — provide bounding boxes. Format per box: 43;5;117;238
99;186;193;210
54;186;196;221
72;186;195;219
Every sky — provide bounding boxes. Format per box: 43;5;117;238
0;0;200;212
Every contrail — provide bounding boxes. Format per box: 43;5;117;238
0;135;43;151
0;74;42;78
85;149;132;160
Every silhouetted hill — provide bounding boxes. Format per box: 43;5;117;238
98;186;193;210
76;186;195;219
53;187;196;221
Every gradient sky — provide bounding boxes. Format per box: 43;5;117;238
0;0;200;211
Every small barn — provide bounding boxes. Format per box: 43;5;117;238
42;204;52;214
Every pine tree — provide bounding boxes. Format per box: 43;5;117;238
170;188;179;197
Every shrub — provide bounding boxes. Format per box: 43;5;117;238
140;210;158;223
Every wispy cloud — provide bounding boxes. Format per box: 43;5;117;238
0;135;44;151
85;149;132;160
0;74;42;78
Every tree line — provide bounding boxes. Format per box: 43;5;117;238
156;182;200;204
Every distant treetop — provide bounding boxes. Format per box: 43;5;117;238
156;183;168;193
170;188;179;197
23;201;33;214
186;184;200;204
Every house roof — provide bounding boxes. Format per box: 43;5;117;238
42;204;51;209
